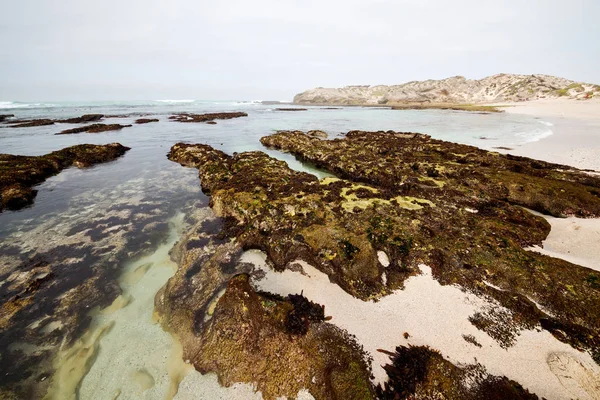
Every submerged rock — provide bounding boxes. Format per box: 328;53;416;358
0;169;203;398
0;143;130;211
56;123;132;135
169;112;248;123
376;345;538;399
169;130;600;363
0;114;14;122
135;118;159;124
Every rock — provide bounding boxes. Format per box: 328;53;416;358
8;119;55;128
206;121;217;125
56;124;132;135
306;130;328;139
293;74;600;105
135;118;159;124
0;114;14;122
376;345;538;399
57;114;104;123
275;108;307;111
155;212;374;400
0;143;130;211
169;130;600;362
169;112;248;123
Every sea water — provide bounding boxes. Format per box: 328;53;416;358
0;100;556;399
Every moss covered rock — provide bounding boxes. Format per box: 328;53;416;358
0;143;130;211
169;130;600;363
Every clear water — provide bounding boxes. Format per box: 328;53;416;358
0;100;555;398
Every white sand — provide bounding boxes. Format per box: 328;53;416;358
497;98;600;171
527;213;600;272
244;251;600;400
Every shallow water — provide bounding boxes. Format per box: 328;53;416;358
0;100;559;398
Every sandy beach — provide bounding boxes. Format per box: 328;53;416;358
499;98;600;171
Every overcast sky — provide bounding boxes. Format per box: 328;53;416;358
1;0;599;101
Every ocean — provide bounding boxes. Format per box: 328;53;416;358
0;100;556;399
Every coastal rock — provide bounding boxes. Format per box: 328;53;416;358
293;73;600;105
0;114;14;122
377;345;538;399
275;108;307;111
56;123;132;135
260;130;600;360
0;143;130;211
57;114;104;123
169;130;600;363
155;211;374;400
135;118;159;124
8;119;55;128
169;112;248;123
306;130;328;139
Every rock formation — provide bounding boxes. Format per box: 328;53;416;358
155;209;374;400
293;74;600;105
56;123;132;135
135;118;159;124
169;112;248;123
0;143;130;211
168;131;600;369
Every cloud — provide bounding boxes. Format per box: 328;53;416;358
0;0;598;100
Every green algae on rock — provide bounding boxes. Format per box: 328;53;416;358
0;143;130;211
155;211;374;400
376;345;538;399
169;131;600;363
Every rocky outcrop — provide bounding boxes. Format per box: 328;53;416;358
168;131;600;365
8;119;55;128
0;143;130;211
155;209;374;400
275;108;307;111
377;345;538;399
261;131;600;359
0;114;14;122
169;112;248;123
294;74;600;105
135;118;159;124
56;123;132;135
57;114;104;123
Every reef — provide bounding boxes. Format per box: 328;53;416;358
168;112;248;123
4;114;110;128
8;119;55;128
135;118;159;124
169;130;600;364
376;345;538;399
56;114;104;123
0;143;130;211
155;210;374;400
56;123;132;135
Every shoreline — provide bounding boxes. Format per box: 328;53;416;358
494;98;600;171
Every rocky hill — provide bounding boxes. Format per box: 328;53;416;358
293;74;600;105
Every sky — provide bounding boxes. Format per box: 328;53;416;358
1;0;599;101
